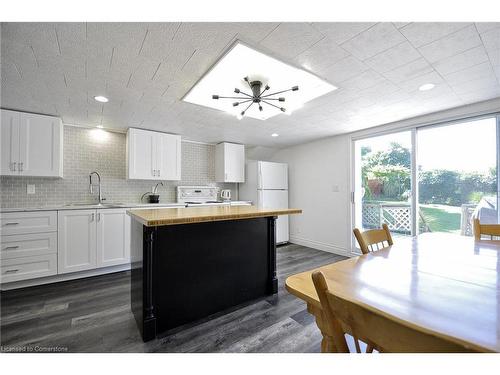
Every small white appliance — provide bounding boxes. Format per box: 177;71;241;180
239;161;289;244
220;189;231;201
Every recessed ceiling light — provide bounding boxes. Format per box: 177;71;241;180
271;133;279;137
183;42;337;120
94;95;109;103
419;83;435;91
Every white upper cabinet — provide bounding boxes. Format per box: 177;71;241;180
215;142;245;183
126;128;181;180
126;128;155;180
157;132;181;180
1;110;20;176
1;109;63;177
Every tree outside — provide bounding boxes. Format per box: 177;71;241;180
361;142;497;234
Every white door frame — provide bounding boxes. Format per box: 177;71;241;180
349;112;500;254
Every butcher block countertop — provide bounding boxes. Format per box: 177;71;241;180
127;205;302;226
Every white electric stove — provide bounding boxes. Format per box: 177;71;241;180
176;186;251;207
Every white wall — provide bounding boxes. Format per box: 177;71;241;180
271;97;500;257
272;134;352;256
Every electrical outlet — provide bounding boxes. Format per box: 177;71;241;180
332;184;340;192
27;184;36;194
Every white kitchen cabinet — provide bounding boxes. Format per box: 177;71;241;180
58;210;97;274
1;110;20;176
126;128;155;180
215;142;245;183
0;210;58;283
1;254;57;283
0;210;58;236
58;208;131;274
0;109;63;177
157;132;181;180
96;209;130;268
126;128;181;180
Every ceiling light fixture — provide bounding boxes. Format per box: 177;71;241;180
271;133;279;137
182;42;337;120
94;95;109;103
419;83;435;91
212;77;298;118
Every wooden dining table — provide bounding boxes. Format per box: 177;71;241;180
285;233;500;352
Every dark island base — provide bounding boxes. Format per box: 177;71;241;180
131;216;278;341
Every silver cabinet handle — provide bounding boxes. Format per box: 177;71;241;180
91;213;95;222
19;162;24;172
97;213;101;222
5;269;19;273
4;222;19;226
158;169;161;177
4;246;19;250
11;162;17;171
152;169;156;177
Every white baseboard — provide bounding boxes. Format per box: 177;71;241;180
1;263;132;291
289;235;350;257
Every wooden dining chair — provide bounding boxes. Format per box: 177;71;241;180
312;270;476;353
473;218;500;240
353;223;393;254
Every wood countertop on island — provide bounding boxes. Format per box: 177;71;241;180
127;205;302;226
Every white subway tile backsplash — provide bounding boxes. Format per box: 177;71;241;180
0;126;235;208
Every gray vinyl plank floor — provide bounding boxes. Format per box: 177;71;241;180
0;244;346;353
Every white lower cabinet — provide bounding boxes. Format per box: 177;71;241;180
1;254;57;283
96;209;131;268
58;210;97;274
58;208;130;275
1;211;58;283
1;208;133;286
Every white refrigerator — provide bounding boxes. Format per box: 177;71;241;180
239;161;289;244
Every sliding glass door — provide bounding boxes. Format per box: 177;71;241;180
353;131;413;239
352;114;499;250
417;117;498;236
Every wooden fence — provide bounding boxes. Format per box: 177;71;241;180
362;203;412;234
363;202;477;236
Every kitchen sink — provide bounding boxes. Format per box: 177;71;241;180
64;202;126;208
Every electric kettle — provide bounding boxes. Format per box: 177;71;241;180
220;189;231;201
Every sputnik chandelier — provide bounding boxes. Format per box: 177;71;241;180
212;76;299;118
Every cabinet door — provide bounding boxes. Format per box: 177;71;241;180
157;133;181;180
127;128;155;180
18;113;63;177
226;143;245;182
1;109;20;176
96;209;130;268
58;210;97;274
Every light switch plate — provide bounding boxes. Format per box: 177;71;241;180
27;184;36;194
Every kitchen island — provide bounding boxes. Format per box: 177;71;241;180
127;205;302;341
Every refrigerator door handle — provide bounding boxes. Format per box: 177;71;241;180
258;164;263;190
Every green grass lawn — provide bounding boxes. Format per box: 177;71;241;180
419;204;461;234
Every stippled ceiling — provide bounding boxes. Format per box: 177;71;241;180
1;22;499;147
